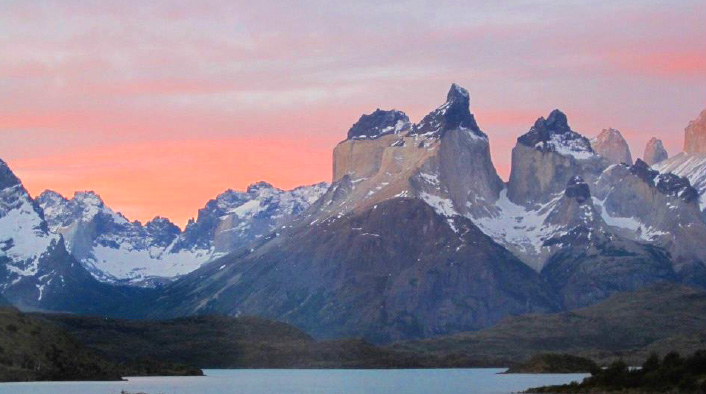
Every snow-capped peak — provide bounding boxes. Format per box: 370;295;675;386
410;83;486;139
347;109;410;140
518;110;595;160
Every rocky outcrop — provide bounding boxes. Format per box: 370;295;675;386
590;128;633;165
685;108;706;154
543;176;601;229
409;83;486;139
507;110;608;207
346;109;410;140
643;137;668;166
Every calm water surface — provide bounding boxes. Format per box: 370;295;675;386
0;369;587;394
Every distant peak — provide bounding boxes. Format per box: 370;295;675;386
38;189;67;202
518;110;593;160
146;216;181;232
599;127;623;138
591;127;632;165
544;109;570;133
147;215;173;224
684;107;706;154
0;157;21;189
410;83;484;138
73;191;105;206
247;181;280;194
644;137;668;166
447;83;470;105
346;109;410;140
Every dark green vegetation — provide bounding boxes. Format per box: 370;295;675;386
38;313;483;369
505;354;599;374
527;350;706;393
0;306;121;382
393;284;706;366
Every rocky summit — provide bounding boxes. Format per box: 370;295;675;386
508;110;607;207
685;108;706;154
590;128;633;165
347;109;410;140
643;137;669;166
654;108;706;213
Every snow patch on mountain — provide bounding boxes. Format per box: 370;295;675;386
591;196;667;240
0;184;58;282
473;189;562;270
38;182;329;286
655;153;706;211
542;133;596;160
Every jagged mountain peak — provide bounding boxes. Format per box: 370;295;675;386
0;158;22;189
446;83;470;105
644;137;668;166
72;190;106;207
410;83;484;138
518;109;590;153
347;109;410;140
599;127;622;137
246;181;276;193
544;109;571;133
508;109;603;207
38;189;66;201
145;216;179;230
515;110;597;163
684;107;706;154
630;159;699;203
591;127;633;165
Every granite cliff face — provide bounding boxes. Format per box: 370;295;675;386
148;84;705;339
507;110;608;207
685;108;706;154
655;109;706;213
148;84;558;341
644;137;668;166
328;84;503;220
590;128;633;165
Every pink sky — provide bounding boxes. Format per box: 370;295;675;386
1;0;705;226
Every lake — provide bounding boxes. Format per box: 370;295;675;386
0;369;588;394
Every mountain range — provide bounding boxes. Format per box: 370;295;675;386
1;83;705;343
36;182;327;286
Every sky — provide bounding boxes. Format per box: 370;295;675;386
1;0;705;227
